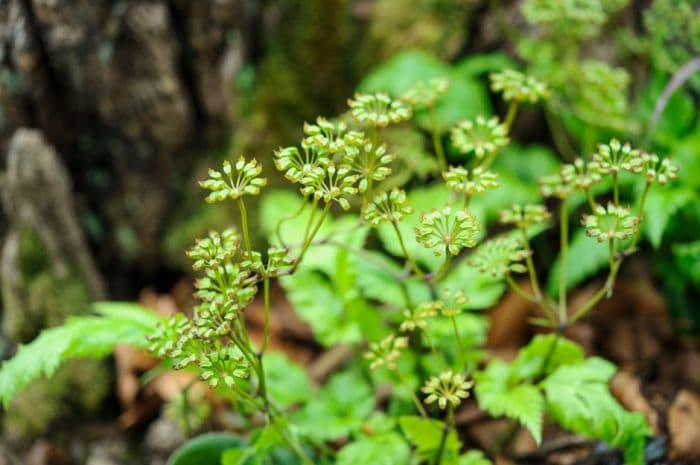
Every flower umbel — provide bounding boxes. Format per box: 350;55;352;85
200;157;267;202
450;116;509;159
348;93;412;127
301;163;359;210
641;153;679;185
343;140;394;192
274;142;329;186
399;302;438;333
302;116;363;155
500;204;551;229
590;139;643;176
561;158;603;191
436;288;468;317
415;205;480;256
363;188;413;226
443;166;499;196
582;203;639;243
469;235;530;278
187;228;239;271
364;334;409;371
422;370;473;410
490;69;549;104
401;77;450;108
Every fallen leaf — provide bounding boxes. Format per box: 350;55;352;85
610;370;659;434
668;390;700;460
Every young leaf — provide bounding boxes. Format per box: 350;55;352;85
510;334;584;380
263;352;313;408
474;360;544;444
0;302;161;407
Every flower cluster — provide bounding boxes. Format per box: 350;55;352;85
435;288;468;317
364;334;409;371
363;188;413;226
401;77;450;108
399;303;438;333
422;370;473;410
469;235;530;278
589;138;643;176
343;141;394;192
303;117;363;155
415;205;480;256
450;116;509;159
641;153;679;186
443;166;499;196
500;204;551;229
490;69;549;104
348;93;411;127
187;228;239;271
200;157;267;203
561;158;603;191
582;203;639;243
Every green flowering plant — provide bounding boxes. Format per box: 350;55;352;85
0;17;686;464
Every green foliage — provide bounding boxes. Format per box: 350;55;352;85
0;302;160;408
542;358;650;465
335;433;410;465
400;416;461;463
293;370;375;442
476;336;650;463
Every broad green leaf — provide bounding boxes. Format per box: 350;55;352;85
643;187;694;249
335;433;410;465
354;250;431;307
474;361;544;444
280;271;362;346
510;334;585;380
541;358;651;465
673;240;700;285
264;352;312;408
359;50;451;96
167;432;244;465
0;302;161;407
454;53;518;77
399;415;461;462
458;450;493;465
293;370;375;442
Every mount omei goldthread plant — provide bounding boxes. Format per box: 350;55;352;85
0;2;685;464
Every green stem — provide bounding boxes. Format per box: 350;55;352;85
434;406;455;465
392;221;425;279
519;229;544;302
505;273;537;303
503;100;520;130
612;172;620;206
237;198;252;256
539;332;561;378
585;188;597;211
262;276;271;353
434;253;452;282
301;197;320;246
629;182;651;250
269;414;315;465
430;105;447;172
293;201;331;272
450;316;466;367
421;327;444;368
569;258;621;324
396;369;428;417
558;202;569;325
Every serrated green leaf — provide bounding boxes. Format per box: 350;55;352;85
474;361;544;444
441;260;506;310
336;433;410;465
399;415;461;462
280;271;362;346
0;302;161;407
541;357;651;465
